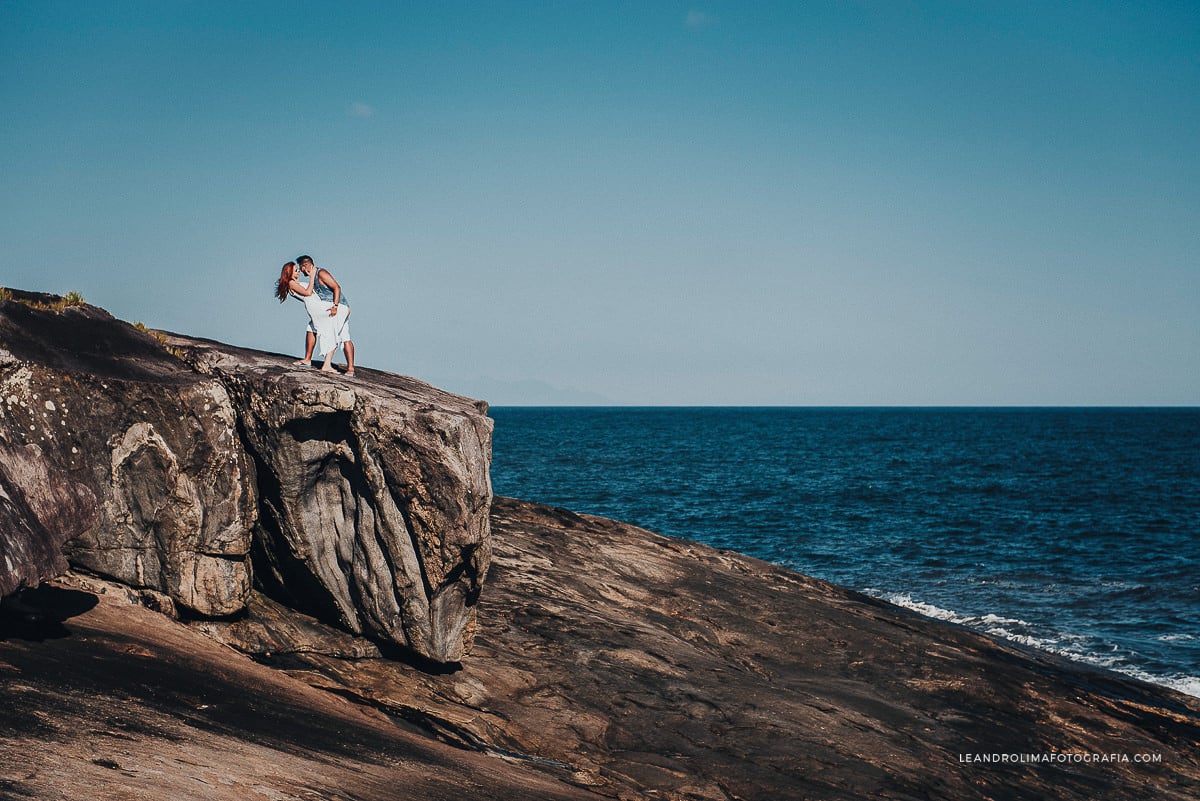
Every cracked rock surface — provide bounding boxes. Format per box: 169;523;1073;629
2;288;492;664
4;289;1198;800
201;497;1200;801
0;291;254;615
164;332;492;664
0;580;594;801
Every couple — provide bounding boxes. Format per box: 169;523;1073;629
274;255;356;377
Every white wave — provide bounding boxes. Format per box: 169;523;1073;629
870;591;965;623
1157;633;1196;643
979;612;1031;626
1162;675;1200;698
865;589;1200;699
1113;668;1200;699
995;632;1094;658
982;628;1045;645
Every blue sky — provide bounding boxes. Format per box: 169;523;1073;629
2;1;1197;404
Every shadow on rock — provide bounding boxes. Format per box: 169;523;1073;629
374;639;464;675
0;585;99;641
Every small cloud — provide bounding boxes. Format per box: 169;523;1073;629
348;101;375;118
685;9;716;30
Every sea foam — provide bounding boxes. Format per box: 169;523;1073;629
868;589;1200;699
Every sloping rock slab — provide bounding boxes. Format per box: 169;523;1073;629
0;580;597;801
268;498;1200;801
191;589;384;660
0;292;255;614
164;333;492;664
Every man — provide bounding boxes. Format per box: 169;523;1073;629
296;255;356;376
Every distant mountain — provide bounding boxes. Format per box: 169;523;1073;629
446;375;615;406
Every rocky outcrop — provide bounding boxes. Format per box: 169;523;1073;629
224;498;1200;801
7;288;1197;800
6;500;1198;800
163;333;492;664
0;437;96;598
0;289;492;663
0;580;596;801
0;291;255;615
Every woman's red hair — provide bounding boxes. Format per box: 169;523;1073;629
275;262;296;302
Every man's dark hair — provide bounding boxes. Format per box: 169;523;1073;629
296;255;314;266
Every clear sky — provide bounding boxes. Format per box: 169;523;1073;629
2;1;1197;405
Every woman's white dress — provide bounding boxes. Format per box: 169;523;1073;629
294;291;351;359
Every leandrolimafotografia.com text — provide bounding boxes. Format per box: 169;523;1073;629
959;752;1163;765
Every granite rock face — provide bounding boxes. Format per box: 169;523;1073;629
242;498;1200;801
165;333;493;664
0;438;96;598
0;291;255;615
0;581;595;801
0;288;493;663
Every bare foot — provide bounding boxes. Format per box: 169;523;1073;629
292;360;313;367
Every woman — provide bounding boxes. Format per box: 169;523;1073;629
274;261;353;375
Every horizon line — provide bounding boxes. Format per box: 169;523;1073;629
485;404;1200;410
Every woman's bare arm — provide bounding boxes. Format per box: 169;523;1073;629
289;276;314;296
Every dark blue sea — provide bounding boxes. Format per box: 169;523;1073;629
489;407;1200;697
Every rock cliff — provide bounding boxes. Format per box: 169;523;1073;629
0;437;95;598
162;333;493;664
0;291;255;615
3;289;1199;801
0;291;491;663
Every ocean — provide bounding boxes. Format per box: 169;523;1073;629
488;407;1200;698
